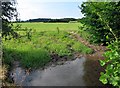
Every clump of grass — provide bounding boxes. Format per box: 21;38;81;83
48;43;71;56
72;41;93;54
3;40;51;69
21;48;51;69
3;48;21;66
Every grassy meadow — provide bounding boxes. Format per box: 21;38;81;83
3;22;93;69
13;22;81;31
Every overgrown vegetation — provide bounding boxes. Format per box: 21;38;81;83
100;41;120;86
3;23;93;69
80;2;120;45
80;1;120;87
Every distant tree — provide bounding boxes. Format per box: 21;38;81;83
1;0;18;39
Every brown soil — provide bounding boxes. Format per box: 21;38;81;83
69;31;107;59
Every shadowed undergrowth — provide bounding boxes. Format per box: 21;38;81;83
3;48;51;69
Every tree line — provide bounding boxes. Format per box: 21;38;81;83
17;18;80;23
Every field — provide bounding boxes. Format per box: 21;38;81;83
3;22;93;69
13;22;81;31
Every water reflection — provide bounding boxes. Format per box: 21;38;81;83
10;57;104;86
83;57;104;86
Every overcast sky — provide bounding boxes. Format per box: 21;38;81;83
17;0;86;21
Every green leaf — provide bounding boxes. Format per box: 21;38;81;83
110;77;120;86
99;60;106;66
106;35;109;39
99;72;108;84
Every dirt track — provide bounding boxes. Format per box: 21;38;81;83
69;31;107;60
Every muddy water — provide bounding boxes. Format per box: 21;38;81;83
10;57;104;86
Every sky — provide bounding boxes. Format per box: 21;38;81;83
17;0;86;21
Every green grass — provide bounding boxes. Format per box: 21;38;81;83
77;26;91;41
3;40;51;68
72;41;93;54
3;22;93;69
13;22;81;32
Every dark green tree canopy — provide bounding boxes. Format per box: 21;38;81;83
1;0;18;39
80;2;120;45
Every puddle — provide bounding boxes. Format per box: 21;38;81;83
10;57;104;86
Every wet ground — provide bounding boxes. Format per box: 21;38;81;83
10;57;105;86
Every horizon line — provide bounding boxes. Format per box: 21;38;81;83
18;17;82;21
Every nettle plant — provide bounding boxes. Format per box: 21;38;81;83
99;40;120;86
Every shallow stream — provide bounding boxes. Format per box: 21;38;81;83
10;57;104;86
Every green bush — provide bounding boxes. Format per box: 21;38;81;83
99;41;120;87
